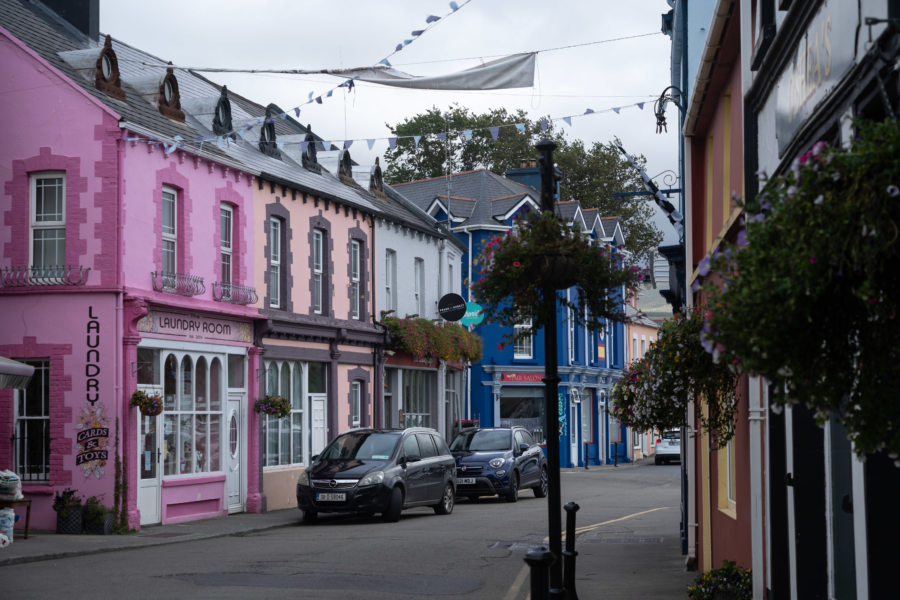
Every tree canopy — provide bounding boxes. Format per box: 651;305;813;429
383;104;664;262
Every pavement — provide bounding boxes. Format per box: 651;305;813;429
0;458;695;598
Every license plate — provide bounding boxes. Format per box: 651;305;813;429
316;492;346;502
456;477;475;485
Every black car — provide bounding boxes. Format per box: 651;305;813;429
296;427;456;523
450;426;548;502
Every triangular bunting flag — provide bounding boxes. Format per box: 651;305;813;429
463;129;473;140
413;135;422;147
326;90;333;97
584;108;595;115
388;137;398;150
612;107;620;114
301;141;309;153
489;126;500;140
344;140;353;150
637;102;645;110
411;29;424;36
323;141;332;151
294;107;301;117
395;43;403;52
426;15;440;23
380;58;392;67
315;96;323;104
367;139;376;150
539;119;549;132
450;1;459;10
515;123;525;133
562;116;572;127
437;132;447;141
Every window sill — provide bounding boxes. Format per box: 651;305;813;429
161;474;226;487
717;503;737;520
21;484;53;495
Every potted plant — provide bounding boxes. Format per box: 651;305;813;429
130;390;163;417
53;488;82;534
472;208;646;335
609;309;737;447
699;118;900;459
687;559;752;599
254;394;291;419
82;495;114;535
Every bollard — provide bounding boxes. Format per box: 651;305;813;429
583;442;589;470
563;501;580;600
524;546;556;600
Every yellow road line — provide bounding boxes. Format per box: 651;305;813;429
504;506;671;600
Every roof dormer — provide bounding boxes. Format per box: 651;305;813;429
258;105;281;159
158;64;184;122
94;35;125;101
301;124;321;173
212;86;234;137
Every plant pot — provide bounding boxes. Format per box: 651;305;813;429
55;509;82;534
84;512;114;535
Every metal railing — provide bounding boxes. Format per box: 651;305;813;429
212;281;258;305
0;265;90;287
151;271;206;297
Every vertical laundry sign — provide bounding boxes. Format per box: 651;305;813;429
77;306;109;478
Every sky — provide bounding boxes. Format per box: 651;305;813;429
100;0;680;244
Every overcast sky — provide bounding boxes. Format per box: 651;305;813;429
100;0;680;244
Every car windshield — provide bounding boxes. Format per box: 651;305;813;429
320;432;400;460
451;430;511;452
661;430;680;441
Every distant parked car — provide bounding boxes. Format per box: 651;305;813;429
654;429;681;465
296;427;456;523
450;427;548;502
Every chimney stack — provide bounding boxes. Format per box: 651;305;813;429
43;0;99;41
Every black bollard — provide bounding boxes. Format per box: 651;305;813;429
524;546;556;600
563;502;580;599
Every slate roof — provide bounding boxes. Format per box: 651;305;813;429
1;0;458;248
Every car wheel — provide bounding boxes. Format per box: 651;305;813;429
532;466;548;498
301;509;318;524
382;486;403;522
655;456;662;465
434;482;455;515
505;473;519;503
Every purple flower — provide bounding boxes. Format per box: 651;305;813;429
697;257;711;277
736;230;748;248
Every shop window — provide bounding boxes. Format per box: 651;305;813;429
137;348;160;385
227;354;244;388
402;369;434;428
162;352;223;476
263;360;305;467
414;258;425;316
30;172;66;280
15;359;50;481
500;393;545;444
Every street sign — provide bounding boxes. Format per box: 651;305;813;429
438;293;467;321
460;302;484;327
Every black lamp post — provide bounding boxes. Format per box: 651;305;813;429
535;138;565;598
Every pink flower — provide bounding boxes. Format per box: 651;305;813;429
513;261;521;267
809;255;817;264
497;343;505;352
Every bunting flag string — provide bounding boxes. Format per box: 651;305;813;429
122;99;655;159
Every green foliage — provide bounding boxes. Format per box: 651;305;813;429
382;105;663;262
52;488;82;518
700;119;900;459
609;310;737;446
382;315;482;363
687;560;752;600
254;395;291;419
471;209;646;336
130;390;163;416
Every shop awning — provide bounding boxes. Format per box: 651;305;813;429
0;356;34;389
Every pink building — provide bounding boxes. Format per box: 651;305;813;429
0;2;259;530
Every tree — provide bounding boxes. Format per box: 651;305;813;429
383;105;663;262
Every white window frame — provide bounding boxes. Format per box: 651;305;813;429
414;257;425;316
641;335;647;358
514;319;533;359
313;229;324;314
351;381;362;427
220;205;233;287
161;186;177;281
30;173;66;277
385;249;397;312
15;359;50;481
567;306;575;364
269;218;281;309
632;335;638;362
350;239;361;320
263;360;305;467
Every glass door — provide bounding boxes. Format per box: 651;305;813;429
137;408;161;525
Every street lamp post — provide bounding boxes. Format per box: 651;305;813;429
535;138;565;598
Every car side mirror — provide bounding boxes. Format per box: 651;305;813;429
519;443;529;454
311;454;319;462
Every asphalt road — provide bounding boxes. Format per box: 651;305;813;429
5;462;695;599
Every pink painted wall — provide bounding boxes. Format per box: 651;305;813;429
119;144;256;314
0;295;119;531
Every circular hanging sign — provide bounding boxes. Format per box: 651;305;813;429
438;293;467;322
460;302;484;327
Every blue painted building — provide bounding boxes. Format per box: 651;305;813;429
393;163;631;467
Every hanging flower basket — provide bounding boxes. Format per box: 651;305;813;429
609;309;737;447
129;390;163;417
254;395;291;419
699;118;900;459
381;315;482;363
472;209;646;334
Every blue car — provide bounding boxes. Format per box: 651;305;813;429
450;427;548;502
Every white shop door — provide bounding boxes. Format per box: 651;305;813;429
310;393;327;458
225;394;243;513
